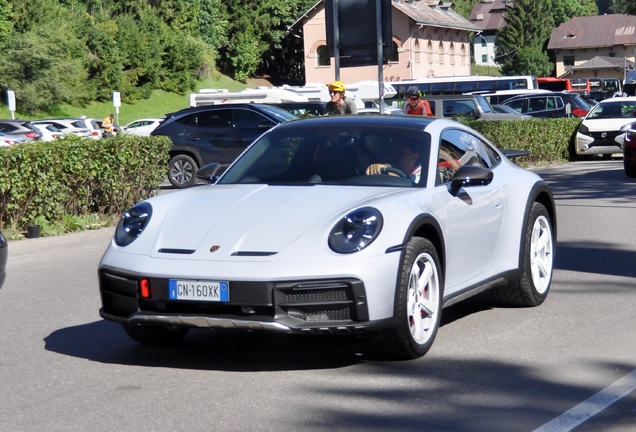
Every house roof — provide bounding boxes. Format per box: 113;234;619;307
548;14;636;50
290;0;480;32
469;0;512;32
559;56;635;77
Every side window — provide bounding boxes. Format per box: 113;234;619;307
197;109;233;128
546;97;557;111
443;100;477;117
529;97;547;113
505;99;524;113
233;110;270;129
437;129;490;184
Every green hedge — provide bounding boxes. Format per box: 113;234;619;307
457;117;581;165
0;135;171;230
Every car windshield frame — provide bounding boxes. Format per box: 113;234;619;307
217;123;431;188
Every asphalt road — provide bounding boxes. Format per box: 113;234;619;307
1;159;635;432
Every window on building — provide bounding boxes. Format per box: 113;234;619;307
317;45;330;66
450;43;456;65
428;41;434;63
609;52;616;58
482;54;487;63
461;44;467;66
388;41;399;62
438;42;444;64
563;56;574;66
481;38;487;47
414;39;420;63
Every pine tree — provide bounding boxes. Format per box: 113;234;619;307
495;0;554;76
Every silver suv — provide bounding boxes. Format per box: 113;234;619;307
421;94;530;120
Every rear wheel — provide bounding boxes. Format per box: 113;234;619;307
168;154;198;188
491;202;554;307
377;237;442;360
122;322;189;345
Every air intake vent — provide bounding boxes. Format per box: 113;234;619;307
287;308;351;322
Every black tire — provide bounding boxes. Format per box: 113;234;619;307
122;322;189;345
168;154;198;188
491;202;554;307
377;237;443;360
624;159;636;178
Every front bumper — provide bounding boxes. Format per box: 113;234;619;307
98;269;395;335
576;131;623;156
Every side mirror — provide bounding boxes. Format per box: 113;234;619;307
473;109;481;120
196;163;222;184
449;165;494;196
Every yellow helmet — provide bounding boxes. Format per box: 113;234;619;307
328;80;346;92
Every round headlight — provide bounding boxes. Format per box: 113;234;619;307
329;207;383;254
114;202;152;247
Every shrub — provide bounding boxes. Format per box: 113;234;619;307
0;134;171;230
456;117;582;166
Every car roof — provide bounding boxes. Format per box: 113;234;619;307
276;112;438;131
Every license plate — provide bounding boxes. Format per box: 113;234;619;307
168;280;229;302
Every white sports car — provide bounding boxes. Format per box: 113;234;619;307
98;115;556;360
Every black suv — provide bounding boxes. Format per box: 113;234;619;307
151;104;295;188
0;120;42;142
502;92;591;118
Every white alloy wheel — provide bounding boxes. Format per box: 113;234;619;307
530;214;553;294
407;252;440;345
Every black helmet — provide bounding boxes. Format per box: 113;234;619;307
407;86;421;98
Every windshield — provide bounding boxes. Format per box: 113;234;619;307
475;96;493;113
218;124;430;188
587;100;636;119
256;104;297;122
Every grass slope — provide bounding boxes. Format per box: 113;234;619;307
0;73;264;126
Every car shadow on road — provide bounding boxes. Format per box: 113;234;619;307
555;240;636;279
44;295;495;372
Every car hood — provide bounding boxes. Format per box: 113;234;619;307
148;185;403;260
582;117;635;132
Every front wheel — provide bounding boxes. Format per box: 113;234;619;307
624;159;636;178
168;154;198;188
491;202;554;307
122;322;189;345
378;237;443;360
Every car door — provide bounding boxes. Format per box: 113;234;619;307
226;108;276;160
434;128;505;293
180;108;236;165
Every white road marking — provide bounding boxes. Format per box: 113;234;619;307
532;369;636;432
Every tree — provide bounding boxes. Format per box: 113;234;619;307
495;0;554;76
549;0;598;27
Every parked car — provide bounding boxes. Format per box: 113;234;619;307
121;118;163;136
0;120;42;142
0;230;7;290
98;115;556;360
502;92;590;118
0;132;26;146
265;102;327;117
574;97;636;159
491;104;533;119
469;89;552;105
35;119;100;139
421;94;529;120
32;123;64;142
151;103;296;188
621;121;636;177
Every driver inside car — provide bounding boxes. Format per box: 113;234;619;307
365;140;421;182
